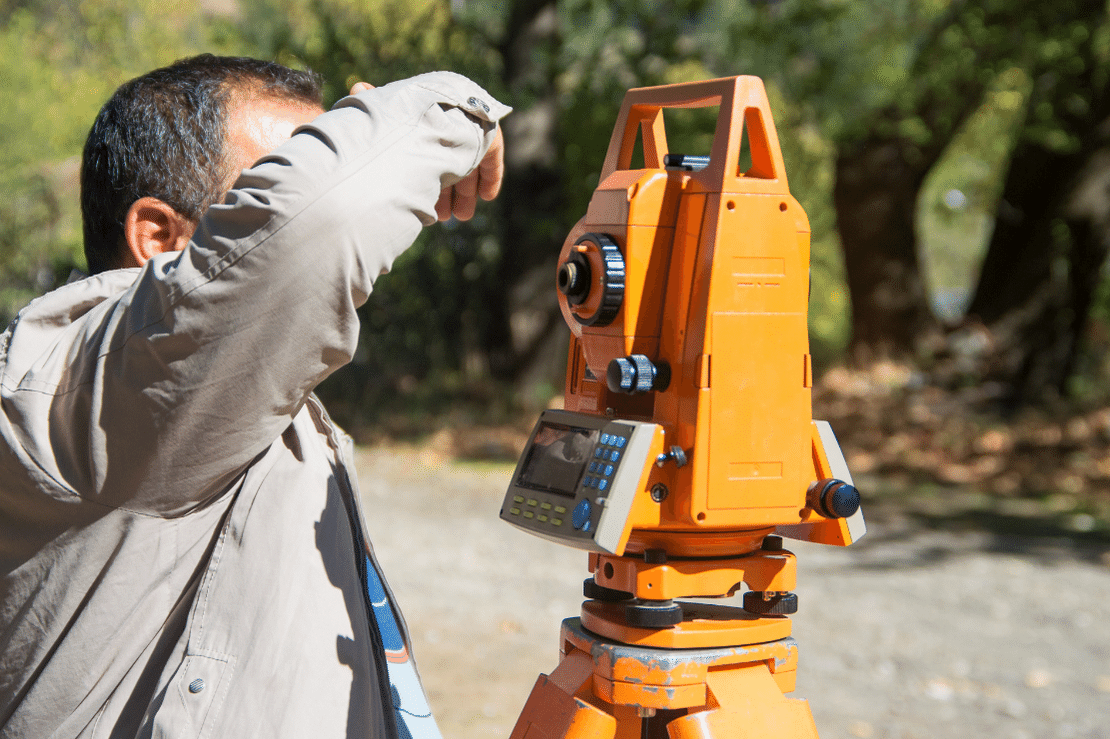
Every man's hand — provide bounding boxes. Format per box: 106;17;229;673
435;125;503;222
350;80;505;222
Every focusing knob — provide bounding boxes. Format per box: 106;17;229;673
567;233;624;327
557;252;591;305
607;355;671;394
807;478;861;519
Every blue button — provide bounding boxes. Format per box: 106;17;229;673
598;449;609;461
610;450;621;463
594;447;604;458
600;433;611;445
583;476;595;488
615;436;627;448
604;464;614;476
598;479;609;491
588;462;598;474
572;500;593;530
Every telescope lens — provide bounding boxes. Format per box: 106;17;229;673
558;255;591;305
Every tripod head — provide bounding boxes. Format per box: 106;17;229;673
501;77;864;563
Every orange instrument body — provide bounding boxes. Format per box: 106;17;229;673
503;76;863;563
502;76;865;739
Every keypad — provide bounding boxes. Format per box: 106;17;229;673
579;429;628;500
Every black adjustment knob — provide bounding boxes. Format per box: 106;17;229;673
557;253;591;305
583;578;632;602
761;535;784;551
808;479;861;519
606;355;671;394
624;599;684;627
743;591;798;615
569;233;624;327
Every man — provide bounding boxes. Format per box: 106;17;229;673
0;54;508;738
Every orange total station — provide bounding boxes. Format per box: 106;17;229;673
501;76;866;739
500;74;865;589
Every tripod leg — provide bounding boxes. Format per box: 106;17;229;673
666;663;819;739
509;650;617;739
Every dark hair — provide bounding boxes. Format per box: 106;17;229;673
80;54;324;274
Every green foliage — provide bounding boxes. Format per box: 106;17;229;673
7;0;1110;418
0;0;233;323
238;0;498;104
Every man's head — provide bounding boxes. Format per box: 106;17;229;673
80;54;325;274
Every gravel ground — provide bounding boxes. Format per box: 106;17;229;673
355;446;1110;739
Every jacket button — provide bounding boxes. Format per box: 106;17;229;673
188;678;205;694
467;96;490;113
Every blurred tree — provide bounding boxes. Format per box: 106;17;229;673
828;0;1107;367
711;0;1110;410
0;0;230;323
965;12;1110;407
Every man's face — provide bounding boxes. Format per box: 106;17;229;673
222;95;324;190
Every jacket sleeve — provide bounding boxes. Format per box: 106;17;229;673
31;72;509;516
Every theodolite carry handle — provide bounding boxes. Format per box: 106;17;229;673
599;76;791;195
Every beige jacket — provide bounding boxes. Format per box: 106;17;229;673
0;72;509;738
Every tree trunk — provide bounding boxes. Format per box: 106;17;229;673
482;0;566;383
834;139;939;362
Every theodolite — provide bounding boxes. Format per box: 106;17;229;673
501;76;865;739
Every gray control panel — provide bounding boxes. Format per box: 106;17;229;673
501;409;661;553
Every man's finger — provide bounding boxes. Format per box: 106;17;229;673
478;127;505;202
435;188;453;222
452;172;479;221
349;81;375;96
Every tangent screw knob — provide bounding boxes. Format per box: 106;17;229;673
808;479;861;519
606;354;671;394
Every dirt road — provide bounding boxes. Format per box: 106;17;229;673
355;446;1110;739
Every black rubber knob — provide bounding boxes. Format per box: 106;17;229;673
743;591;798;615
808;479;860;519
624;599;683;627
606;355;670;394
761;535;784;551
583;578;632;602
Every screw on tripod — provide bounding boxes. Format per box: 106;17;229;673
742;590;799;615
582;577;632;602
624;598;683;627
761;535;784;551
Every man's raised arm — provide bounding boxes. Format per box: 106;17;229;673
9;72;508;515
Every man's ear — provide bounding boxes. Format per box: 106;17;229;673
122;197;196;267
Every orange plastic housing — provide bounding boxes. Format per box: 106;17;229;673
559;77;827;548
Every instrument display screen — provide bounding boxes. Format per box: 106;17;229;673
515;422;599;497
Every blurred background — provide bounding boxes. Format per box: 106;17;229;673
5;0;1110;735
7;0;1110;538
